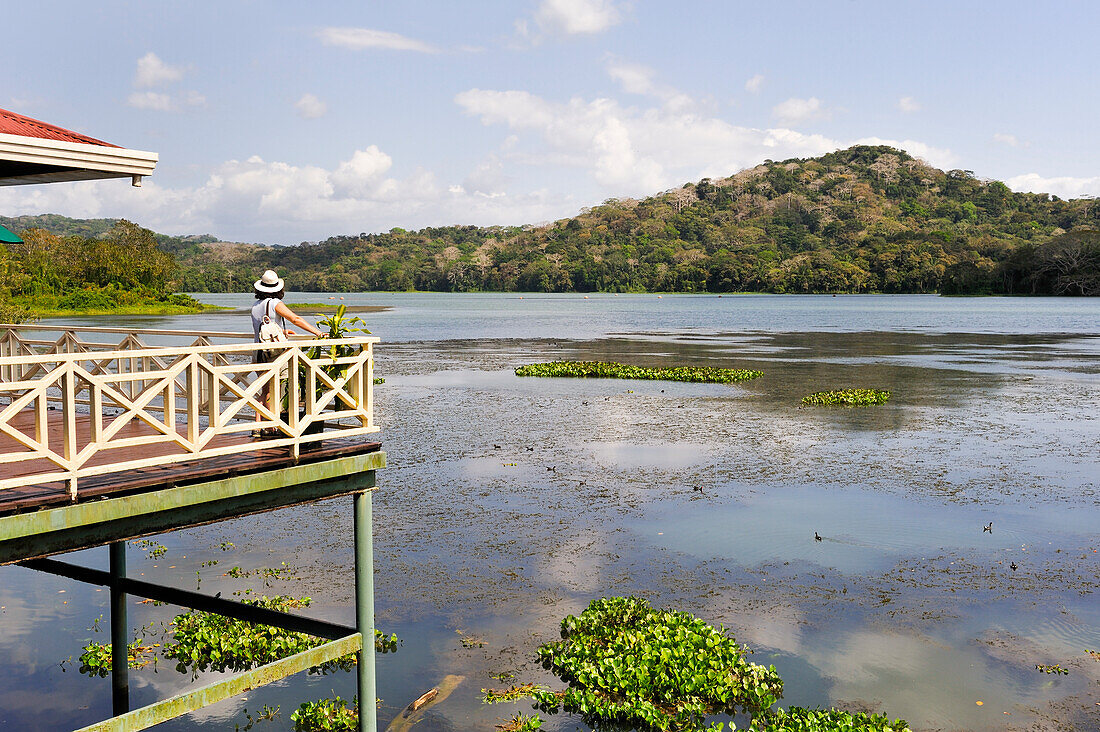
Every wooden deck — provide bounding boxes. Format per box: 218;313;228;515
0;408;381;516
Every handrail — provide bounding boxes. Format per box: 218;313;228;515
0;336;378;367
0;323;254;338
0;330;379;499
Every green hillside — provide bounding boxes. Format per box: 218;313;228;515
5;146;1099;296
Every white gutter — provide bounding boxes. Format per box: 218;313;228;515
0;132;158;186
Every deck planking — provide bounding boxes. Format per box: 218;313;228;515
0;409;381;516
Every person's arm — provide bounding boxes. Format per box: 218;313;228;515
273;301;326;337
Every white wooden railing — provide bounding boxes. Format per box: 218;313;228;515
0;326;378;499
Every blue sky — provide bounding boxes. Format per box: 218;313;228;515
2;1;1098;244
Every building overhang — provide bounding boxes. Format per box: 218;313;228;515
0;132;158;187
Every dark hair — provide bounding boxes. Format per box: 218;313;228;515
254;287;285;299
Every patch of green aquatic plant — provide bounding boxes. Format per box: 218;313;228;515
236;704;280;731
134;539;167;559
507;597;910;732
801;389;890;407
291;696;358;731
752;707;912;731
373;376;385;384
78;639;160;676
163;595;396;676
515;361;762;384
458;629;487;648
224;561;296;585
496;713;543;731
483;684;548;704
530;596;783;731
1034;663;1069;675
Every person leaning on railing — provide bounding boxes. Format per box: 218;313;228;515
250;270;326;437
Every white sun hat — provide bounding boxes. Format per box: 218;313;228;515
254;269;285;293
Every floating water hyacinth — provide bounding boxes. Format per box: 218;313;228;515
801;389;891;407
515;361;762;384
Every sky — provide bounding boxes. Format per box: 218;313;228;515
2;1;1099;245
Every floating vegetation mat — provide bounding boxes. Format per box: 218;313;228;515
509;596;910;732
515;361;762;384
801;389;891;407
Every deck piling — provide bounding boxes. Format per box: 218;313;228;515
354;489;377;732
109;540;129;715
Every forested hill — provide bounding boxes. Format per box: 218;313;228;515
8;145;1100;295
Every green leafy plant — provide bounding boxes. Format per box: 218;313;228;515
1034;663;1069;675
496;713;543;731
134;539;167;559
531;596;783;731
801;389;890;407
521;597;910;732
78;639;160;677
291;696;358;731
751;707;911;731
236;704;280;731
515;361;762;384
484;684;548;704
289;304;373;413
163;595;396;676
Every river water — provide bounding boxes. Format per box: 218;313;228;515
1;294;1097;731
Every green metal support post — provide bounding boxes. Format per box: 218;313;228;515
109;541;129;715
354;490;377;732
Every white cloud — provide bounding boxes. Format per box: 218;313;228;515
295;93;328;119
534;0;623;35
316;27;439;53
127;90;205;113
1005;173;1100;199
897;96;920;113
0;147;565;244
993;132;1020;147
606;61;691;109
134;52;185;88
126;92;174;111
128;53;203;112
744;74;765;94
772;96;824;125
456;86;839;193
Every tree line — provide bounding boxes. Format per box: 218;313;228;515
170;146;1099;296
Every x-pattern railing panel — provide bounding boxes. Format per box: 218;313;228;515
0;330;379;498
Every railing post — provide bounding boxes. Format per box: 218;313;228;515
354;490;377;732
110;540;130;715
186;359;200;448
61;362;78;499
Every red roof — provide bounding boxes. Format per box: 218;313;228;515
0;107;119;148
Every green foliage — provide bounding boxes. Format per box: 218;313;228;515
0;218;204;315
163;595;396;676
483;684;548;703
78;639;160;676
515;361;763;384
134;539;167;559
532;596;783;731
497;713;544;731
117;145;1098;296
750;707;911;731
1034;663;1069;675
801;389;891;407
291;696;358;731
236;704;280;731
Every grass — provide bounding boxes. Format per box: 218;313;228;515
515;361;762;384
801;389;891;407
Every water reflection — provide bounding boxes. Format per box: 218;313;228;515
3;296;1098;731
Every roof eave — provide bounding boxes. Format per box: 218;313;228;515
0;132;158;186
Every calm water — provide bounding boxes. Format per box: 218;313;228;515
2;294;1098;731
